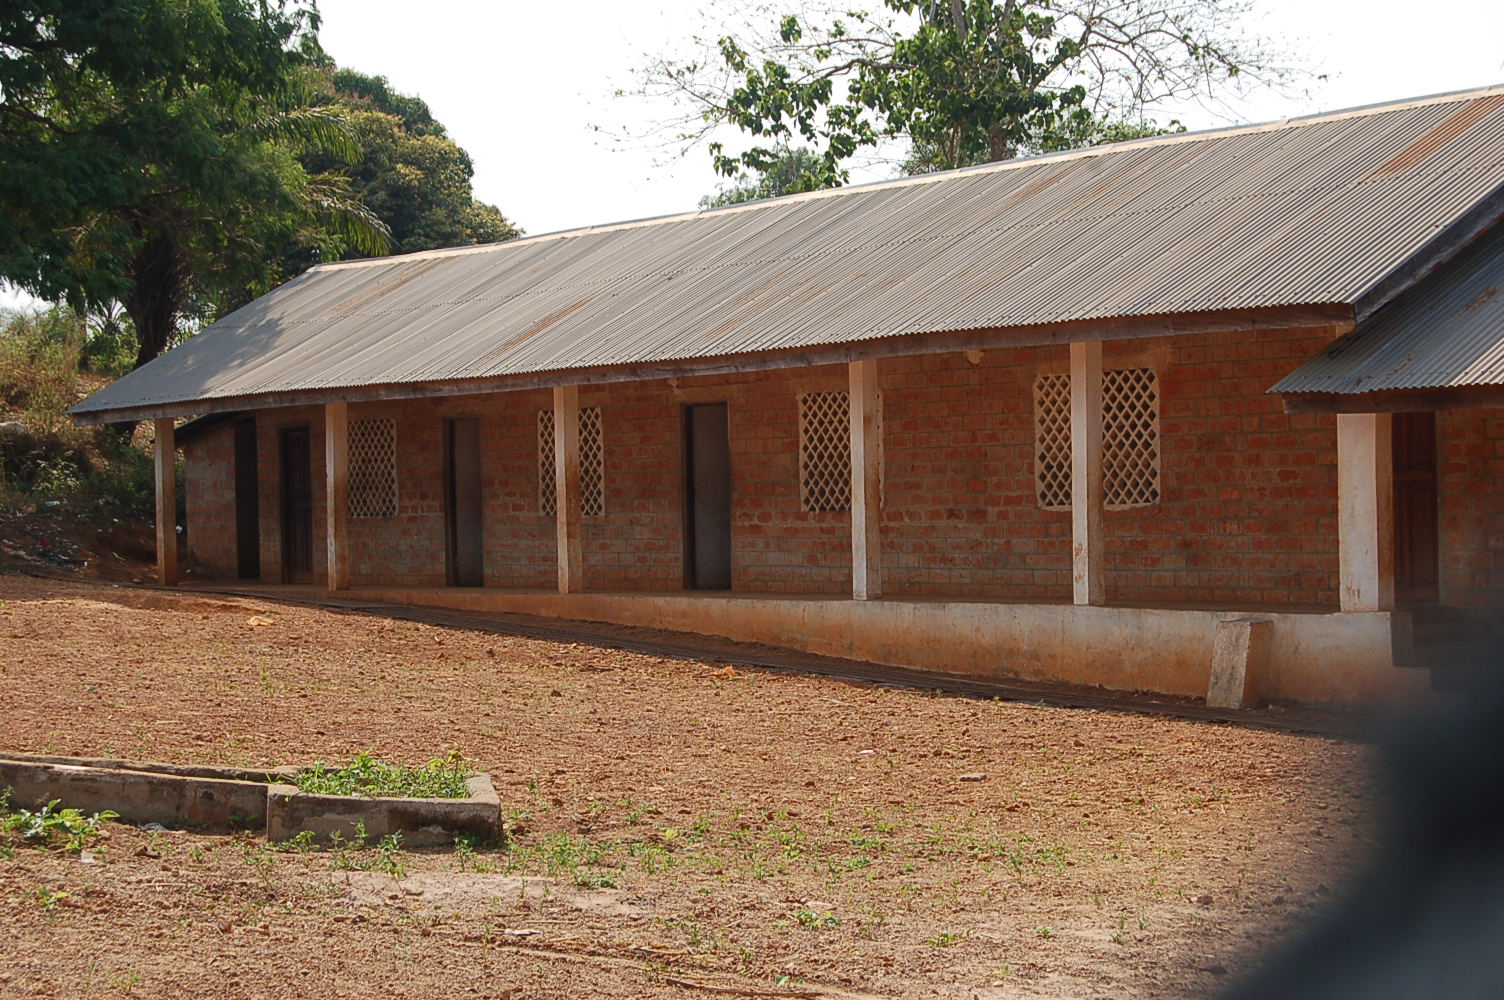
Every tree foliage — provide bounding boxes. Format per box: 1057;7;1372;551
307;69;521;256
0;1;390;370
647;0;1293;187
699;146;827;206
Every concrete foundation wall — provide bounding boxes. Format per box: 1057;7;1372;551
355;585;1425;709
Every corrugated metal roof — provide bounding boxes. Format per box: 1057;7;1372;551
1272;223;1504;395
72;85;1504;420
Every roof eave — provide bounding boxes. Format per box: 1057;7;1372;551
1279;383;1504;414
70;302;1354;426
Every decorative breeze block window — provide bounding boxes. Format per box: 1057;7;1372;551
1101;368;1161;508
1034;374;1072;510
348;418;397;518
537;406;604;517
1032;368;1161;510
799;391;851;512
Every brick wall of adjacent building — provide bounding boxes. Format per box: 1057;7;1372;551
182;426;238;579
1438;408;1504;611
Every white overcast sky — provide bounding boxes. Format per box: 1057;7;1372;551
4;0;1503;308
311;0;1504;236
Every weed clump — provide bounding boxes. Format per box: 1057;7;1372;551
290;752;471;799
0;790;117;855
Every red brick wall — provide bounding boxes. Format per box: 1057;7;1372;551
581;368;854;594
1438;408;1504;610
1104;328;1341;606
881;348;1070;599
481;390;555;589
183;327;1350;606
343;400;446;587
874;329;1342;606
183;427;237;579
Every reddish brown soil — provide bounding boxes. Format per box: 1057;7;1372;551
0;576;1378;999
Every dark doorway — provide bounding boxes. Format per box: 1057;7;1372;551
279;426;314;584
446;417;485;587
1393;411;1439;604
684;403;732;590
233;421;261;580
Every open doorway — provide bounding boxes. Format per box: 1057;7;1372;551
445;417;484;587
233;421;260;580
684;403;732;590
1393;411;1439;604
279;426;313;583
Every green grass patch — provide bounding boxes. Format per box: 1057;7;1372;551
289;752;471;799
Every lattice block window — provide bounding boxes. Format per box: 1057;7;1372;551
800;391;851;512
1102;368;1160;508
537;406;604;517
348;418;397;518
1034;374;1072;510
537;410;556;516
578;406;604;517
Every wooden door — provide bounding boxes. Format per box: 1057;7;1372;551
446;417;485;587
279;427;314;584
685;403;732;590
233;421;261;580
1393;411;1439;604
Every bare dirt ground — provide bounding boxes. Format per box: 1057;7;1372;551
0;575;1378;999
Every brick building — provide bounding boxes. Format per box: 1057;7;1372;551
72;87;1504;708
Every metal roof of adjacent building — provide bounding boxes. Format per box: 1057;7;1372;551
1272;222;1504;397
71;85;1504;422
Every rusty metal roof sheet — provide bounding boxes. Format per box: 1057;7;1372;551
72;85;1504;420
1272;223;1504;396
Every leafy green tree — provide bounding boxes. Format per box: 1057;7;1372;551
645;0;1292;186
0;1;389;370
306;70;521;255
699;146;827;206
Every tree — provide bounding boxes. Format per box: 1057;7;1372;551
0;1;389;370
644;0;1293;187
305;70;521;256
699;146;827;206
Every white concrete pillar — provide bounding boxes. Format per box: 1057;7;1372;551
849;359;882;600
1070;341;1105;606
1337;413;1394;612
553;385;583;594
324;402;350;592
153;418;178;587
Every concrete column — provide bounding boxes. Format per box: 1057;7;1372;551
153;418;178;587
1337;413;1395;611
1070;341;1105;606
849;359;882;600
324;402;350;592
553;385;583;594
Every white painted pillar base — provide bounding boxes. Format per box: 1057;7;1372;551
1337;413;1394;612
554;386;583;594
849;360;882;600
1070;342;1105;606
153;418;178;587
324;402;350;592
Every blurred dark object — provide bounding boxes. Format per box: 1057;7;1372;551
1226;641;1504;999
